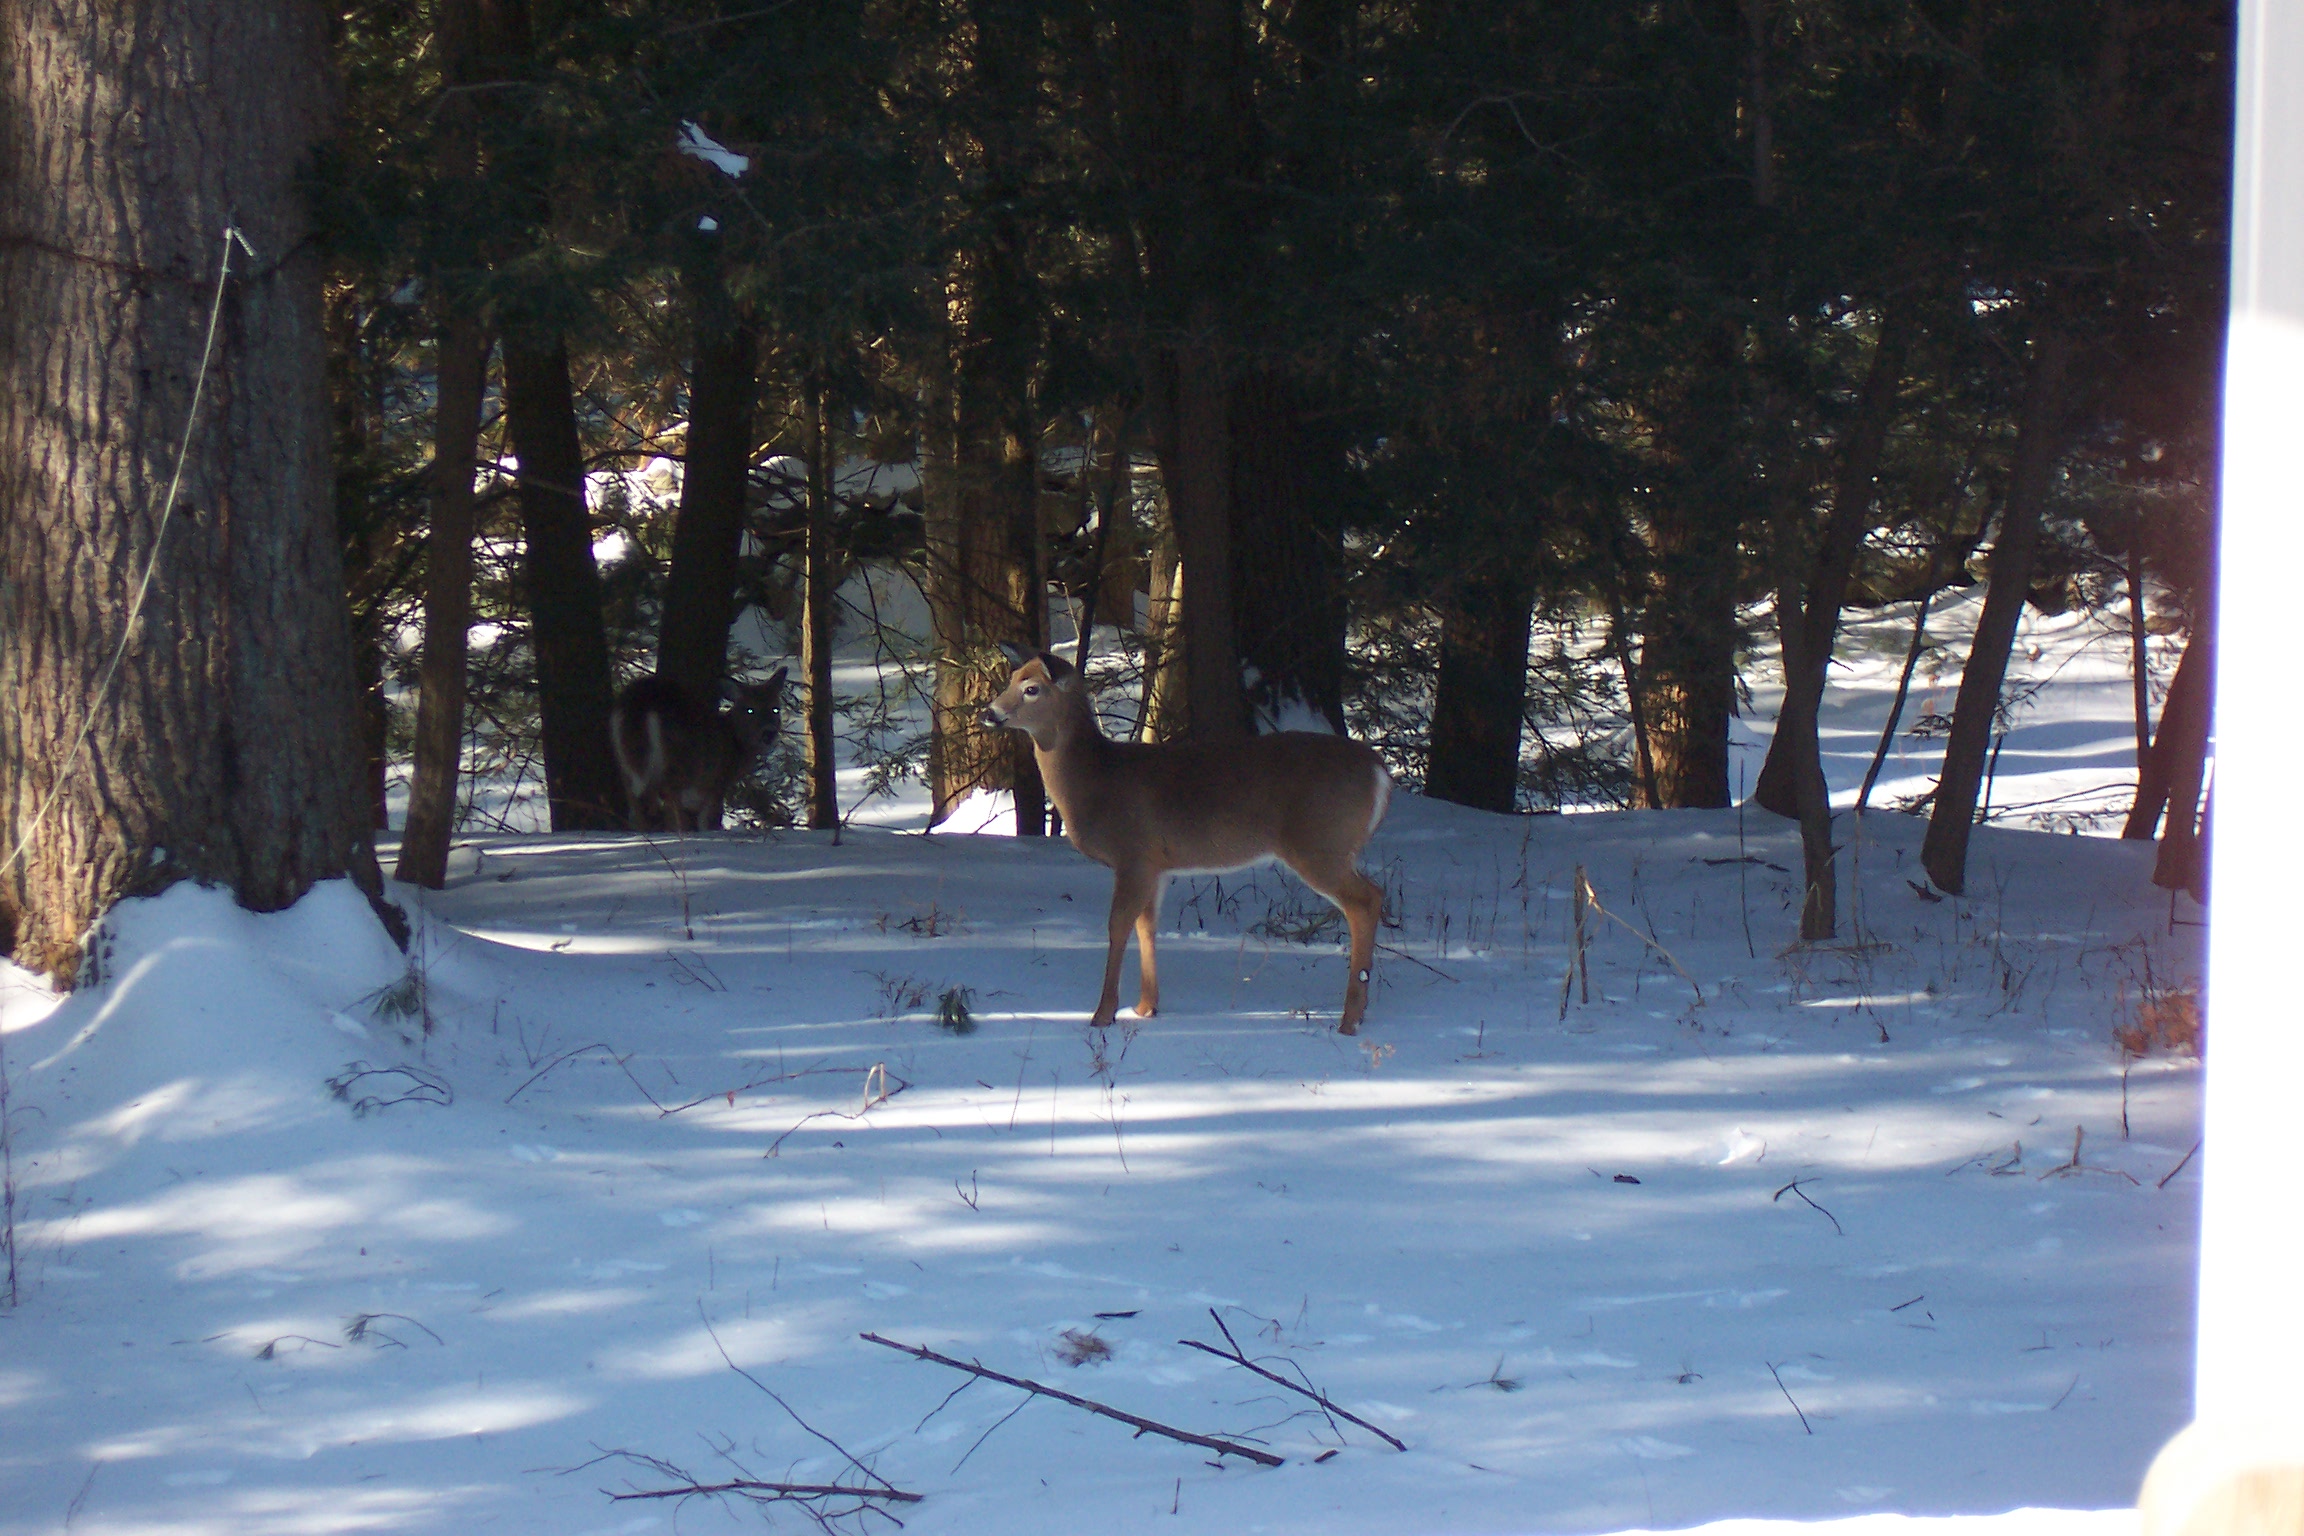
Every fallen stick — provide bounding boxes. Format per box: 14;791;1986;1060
610;1480;921;1505
859;1332;1284;1467
1178;1310;1406;1451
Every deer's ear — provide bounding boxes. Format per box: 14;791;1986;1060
1037;649;1076;682
997;641;1032;670
764;665;790;691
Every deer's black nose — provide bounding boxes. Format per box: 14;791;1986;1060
978;706;1005;729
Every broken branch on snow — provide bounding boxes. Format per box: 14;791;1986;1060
1177;1309;1406;1451
859;1332;1285;1467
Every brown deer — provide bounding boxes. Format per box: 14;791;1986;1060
980;646;1391;1033
610;668;787;832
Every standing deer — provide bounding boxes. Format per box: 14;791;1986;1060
980;645;1391;1032
610;668;787;832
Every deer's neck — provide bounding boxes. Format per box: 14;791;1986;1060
1028;696;1115;819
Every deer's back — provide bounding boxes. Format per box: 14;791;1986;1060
1058;730;1389;873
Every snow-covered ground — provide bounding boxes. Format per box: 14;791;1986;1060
1;593;2204;1535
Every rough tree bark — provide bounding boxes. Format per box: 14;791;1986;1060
922;0;1048;829
395;0;493;888
1921;331;2072;894
394;319;490;888
1116;0;1254;742
1229;370;1347;733
656;260;757;705
0;0;392;983
1425;562;1538;813
1635;503;1741;808
502;339;621;829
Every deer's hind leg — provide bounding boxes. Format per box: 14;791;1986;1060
1133;890;1162;1018
1293;857;1383;1035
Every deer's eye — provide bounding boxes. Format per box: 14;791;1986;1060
1022;684;1041;697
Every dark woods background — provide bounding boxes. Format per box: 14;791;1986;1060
319;0;2228;909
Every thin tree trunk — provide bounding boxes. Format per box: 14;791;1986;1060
1753;310;1909;816
657;263;757;703
0;0;388;982
2128;546;2151;775
1138;513;1187;742
2124;627;2210;842
396;0;493;887
502;339;621;831
1856;592;1931;814
1426;564;1537;812
1922;331;2072;893
801;383;840;833
1603;587;1660;808
396;319;490;888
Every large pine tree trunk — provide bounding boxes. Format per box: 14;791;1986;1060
1635;503;1740;808
394;318;490;887
1229;370;1347;733
656;263;757;704
1426;564;1537;812
921;1;1049;829
1921;331;2072;894
0;0;389;983
502;339;621;830
1148;331;1249;741
397;0;495;887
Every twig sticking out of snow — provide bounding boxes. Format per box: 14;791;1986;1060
1177;1309;1407;1451
2037;1125;2139;1185
1767;1361;1814;1434
764;1064;911;1156
2157;1139;2201;1189
1771;1178;1845;1236
860;1331;1286;1467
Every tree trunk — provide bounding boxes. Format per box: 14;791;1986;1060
801;383;841;832
656;262;757;703
1921;331;2072;893
1150;331;1250;740
1229;370;1347;733
1752;310;1909;816
502;339;621;830
396;0;493;887
1138;512;1187;742
2127;545;2152;777
1635;503;1740;808
1426;565;1537;812
0;0;389;983
2124;627;2210;842
395;318;490;888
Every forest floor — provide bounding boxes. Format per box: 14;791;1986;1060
0;595;2205;1536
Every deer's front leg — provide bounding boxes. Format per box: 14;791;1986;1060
1133;894;1161;1018
1096;866;1159;1027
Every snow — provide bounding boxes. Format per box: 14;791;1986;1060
677;121;750;179
1;711;2200;1534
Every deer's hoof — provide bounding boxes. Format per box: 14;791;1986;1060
1132;1001;1157;1019
1337;1018;1360;1036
